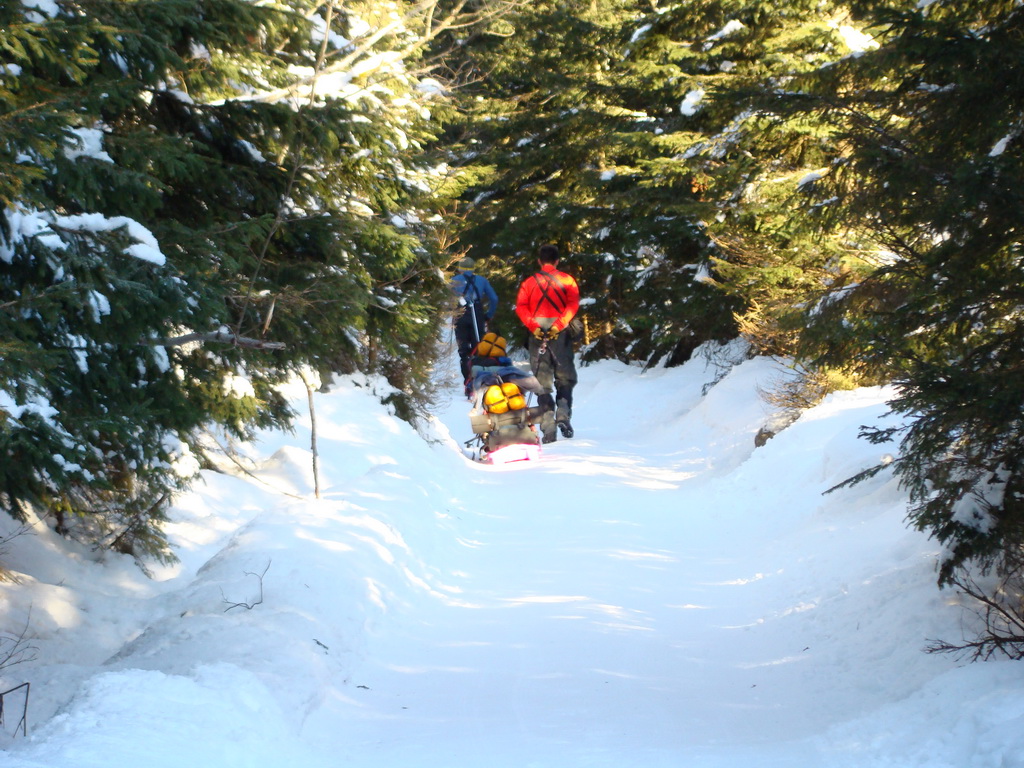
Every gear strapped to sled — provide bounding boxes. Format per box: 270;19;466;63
482;381;526;414
466;377;544;461
474;333;507;359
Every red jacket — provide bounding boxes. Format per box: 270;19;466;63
515;263;580;334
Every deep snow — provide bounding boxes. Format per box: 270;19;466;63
1;342;1023;767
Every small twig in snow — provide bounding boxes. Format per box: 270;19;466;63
223;562;271;612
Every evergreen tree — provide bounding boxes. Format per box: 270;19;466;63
783;0;1024;582
1;0;493;563
631;1;887;377
435;1;657;357
0;0;236;561
435;1;877;367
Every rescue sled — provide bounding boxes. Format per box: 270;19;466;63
465;379;544;465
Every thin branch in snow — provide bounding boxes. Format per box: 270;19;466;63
223;562;272;612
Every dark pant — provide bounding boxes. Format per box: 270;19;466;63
528;333;577;438
454;305;483;380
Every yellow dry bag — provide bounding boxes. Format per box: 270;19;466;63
483;381;526;414
474;332;507;358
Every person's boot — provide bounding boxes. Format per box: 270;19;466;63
540;409;557;444
556;398;573;439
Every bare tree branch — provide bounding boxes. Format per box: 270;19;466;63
0;610;38;672
927;564;1024;661
223;561;271;612
150;331;286;350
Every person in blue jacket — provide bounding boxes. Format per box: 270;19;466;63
450;256;499;381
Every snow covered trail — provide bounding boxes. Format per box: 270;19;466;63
4;348;1019;768
296;353;953;767
308;454;823;767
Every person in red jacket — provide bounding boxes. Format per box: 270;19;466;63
515;244;580;443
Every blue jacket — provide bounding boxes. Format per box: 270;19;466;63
451;270;498;320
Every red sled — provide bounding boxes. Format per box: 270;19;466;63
485;441;542;465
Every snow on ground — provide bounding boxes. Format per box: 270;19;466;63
1;342;1024;767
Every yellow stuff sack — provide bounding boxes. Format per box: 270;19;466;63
483;381;525;413
474;332;507;358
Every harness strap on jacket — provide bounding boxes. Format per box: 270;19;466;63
530;272;568;315
462;274;478;304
